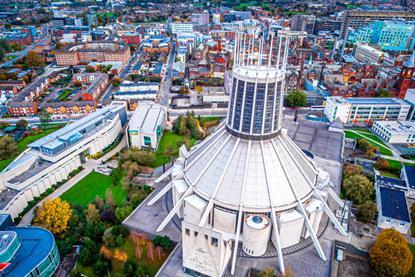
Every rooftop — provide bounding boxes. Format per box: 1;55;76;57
379;186;410;222
375;174;407;191
129;103;165;133
2;227;56;277
404;165;415;189
375;121;415;134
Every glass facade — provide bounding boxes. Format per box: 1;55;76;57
227;76;283;138
28;241;59;277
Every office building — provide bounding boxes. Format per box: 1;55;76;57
372;121;415;144
349;20;415;51
0;102;127;218
290;15;316;34
324;96;411;123
340;10;415;39
353;44;389;64
0;214;60;276
148;28;346;277
170;23;194;35
191;11;209;25
114;82;159;101
375;175;411;234
128;103;165;151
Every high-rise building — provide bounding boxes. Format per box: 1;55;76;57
349;20;415;51
191;11;209;25
148;26;347;277
290;14;316;34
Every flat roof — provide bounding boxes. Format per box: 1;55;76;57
375;121;415;135
129;103;164;133
2;227;55;277
404;165;415;189
379;186;410;222
376;174;407;191
345;97;408;106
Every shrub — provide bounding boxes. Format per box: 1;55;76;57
153;235;173;251
93;257;112;276
343;164;362;178
124;260;137;276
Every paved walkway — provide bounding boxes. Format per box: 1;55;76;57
18;134;128;226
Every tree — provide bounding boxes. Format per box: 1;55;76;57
102;227;117;247
343;164;362;177
285;90;307;122
85;65;96;73
85;204;101;225
375;158;390;170
73;80;82;87
112;77;122;87
115;204;133;223
24;50;45;68
34;198;72;235
356;200;377;222
343;174;373;205
0;136;18;160
55;42;64;50
92;257;112;276
258;267;275;277
16;119;28;129
124;260;137;276
39;110;51;125
357;138;371;152
105;188;116;208
153;235;173;251
370;229;413;276
378;88;393;98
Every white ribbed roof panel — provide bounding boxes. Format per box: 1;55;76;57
183;128;318;210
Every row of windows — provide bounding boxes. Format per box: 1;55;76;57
185;228;219;247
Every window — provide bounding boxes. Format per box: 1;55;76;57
185;228;190;236
194;231;198;237
385;218;391;223
400;222;406;226
144;136;151;146
211;237;218;247
204;234;208;240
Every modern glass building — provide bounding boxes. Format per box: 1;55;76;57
0;214;60;277
349;20;415;51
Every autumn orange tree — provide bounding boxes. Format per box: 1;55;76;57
34;198;72;235
370;228;413;276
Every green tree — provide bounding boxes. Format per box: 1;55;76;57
370;229;413;277
343;174;373;205
115;204;133;223
39;110;51;125
112;77;122;87
357;138;371;152
85;203;101;225
343;164;362;177
0;136;19;160
124;260;137;276
24;50;45;68
102;227;116;247
153;235;174;251
93;257;112;276
356;200;377;222
285;90;307;122
375;158;390;170
16;119;28;129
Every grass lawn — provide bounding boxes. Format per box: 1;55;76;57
74;237;170;276
379;170;400;179
385;159;404;171
0;125;63;172
344;130;393;156
152;131;196;168
60;171;126;207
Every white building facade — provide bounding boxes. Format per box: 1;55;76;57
128;103;165;151
324;96;411;123
0;102;128;218
372;121;415;144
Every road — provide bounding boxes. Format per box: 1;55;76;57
99;45;144;106
159;41;176;107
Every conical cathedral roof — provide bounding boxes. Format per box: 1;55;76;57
182;124;318;211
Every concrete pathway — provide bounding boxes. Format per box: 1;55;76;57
18;134;128;226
